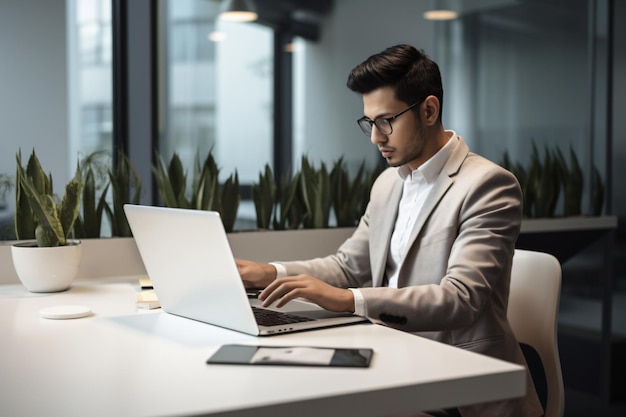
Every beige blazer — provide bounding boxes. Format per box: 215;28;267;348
281;136;543;417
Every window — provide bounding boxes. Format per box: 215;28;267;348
160;0;273;186
69;0;113;165
77;0;112;66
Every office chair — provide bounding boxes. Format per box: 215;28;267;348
508;249;565;417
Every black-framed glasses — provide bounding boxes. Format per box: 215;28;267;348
356;100;422;137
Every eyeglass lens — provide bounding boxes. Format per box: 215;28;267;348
358;118;392;136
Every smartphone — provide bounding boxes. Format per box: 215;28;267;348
207;344;373;367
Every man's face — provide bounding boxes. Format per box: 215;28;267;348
362;86;426;169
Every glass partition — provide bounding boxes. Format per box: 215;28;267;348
428;0;615;399
432;0;609;217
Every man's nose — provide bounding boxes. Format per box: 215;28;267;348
370;125;387;145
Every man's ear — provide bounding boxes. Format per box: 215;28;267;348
423;95;440;126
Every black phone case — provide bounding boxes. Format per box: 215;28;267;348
206;344;373;367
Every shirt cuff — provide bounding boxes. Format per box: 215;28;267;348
269;262;287;279
348;288;366;317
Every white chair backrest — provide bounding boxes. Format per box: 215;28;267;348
508;249;564;417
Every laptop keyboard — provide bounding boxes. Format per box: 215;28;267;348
251;306;315;326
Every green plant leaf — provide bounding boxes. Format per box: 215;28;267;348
108;150;141;237
273;170;301;230
565;146;583;216
220;171;240;232
25;149;51;196
35;222;61;247
59;164;83;240
331;158;366;227
15;151;35;239
20;182;65;246
252;164;276;229
169;154;188;207
80;167;97;237
196;170;218;211
152;153;177;207
300;157;331;229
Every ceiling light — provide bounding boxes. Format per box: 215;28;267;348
423;0;459;21
423;9;459;20
219;0;258;23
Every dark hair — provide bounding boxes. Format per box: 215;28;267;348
346;44;444;121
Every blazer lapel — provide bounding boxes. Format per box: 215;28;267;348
370;176;403;287
403;138;469;259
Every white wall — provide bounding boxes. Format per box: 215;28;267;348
0;0;70;209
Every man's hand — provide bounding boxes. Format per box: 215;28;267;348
235;259;277;289
259;274;355;313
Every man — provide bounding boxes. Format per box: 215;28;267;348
237;44;542;417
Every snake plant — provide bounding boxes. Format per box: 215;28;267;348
15;150;82;247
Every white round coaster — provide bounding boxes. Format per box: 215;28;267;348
40;305;92;320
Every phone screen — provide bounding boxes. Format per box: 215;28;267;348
207;344;373;367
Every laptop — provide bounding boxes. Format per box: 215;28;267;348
124;204;366;336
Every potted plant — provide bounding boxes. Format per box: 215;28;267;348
12;150;83;292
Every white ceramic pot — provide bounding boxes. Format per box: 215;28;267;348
11;240;82;293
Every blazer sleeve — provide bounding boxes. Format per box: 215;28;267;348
278;168;401;288
279;206;374;288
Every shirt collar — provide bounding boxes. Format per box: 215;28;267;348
398;130;459;182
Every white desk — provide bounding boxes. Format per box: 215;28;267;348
0;278;526;417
